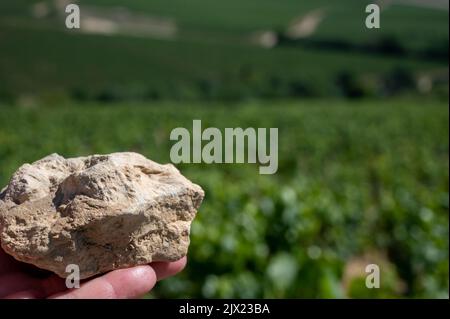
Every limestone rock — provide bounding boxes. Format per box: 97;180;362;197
0;152;204;279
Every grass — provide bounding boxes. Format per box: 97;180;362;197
3;0;446;46
0;1;447;99
0;26;444;98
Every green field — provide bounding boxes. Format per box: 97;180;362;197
0;99;448;298
3;0;447;47
0;1;448;101
90;0;449;50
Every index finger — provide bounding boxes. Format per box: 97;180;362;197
48;265;157;299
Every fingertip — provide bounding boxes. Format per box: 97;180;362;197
152;256;187;281
101;265;158;299
126;265;158;293
177;256;188;273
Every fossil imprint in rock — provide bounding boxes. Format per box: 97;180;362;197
0;152;204;279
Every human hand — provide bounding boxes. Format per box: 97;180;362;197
0;247;186;299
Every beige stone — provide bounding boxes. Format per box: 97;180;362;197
0;152;204;279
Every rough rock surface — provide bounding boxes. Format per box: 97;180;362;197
0;152;204;279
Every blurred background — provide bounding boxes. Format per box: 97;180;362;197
0;0;448;298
